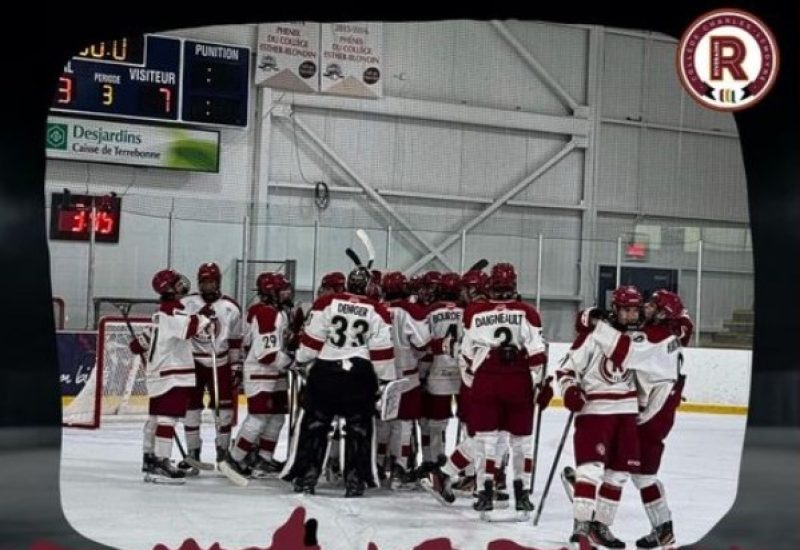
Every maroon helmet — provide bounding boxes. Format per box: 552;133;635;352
462;270;488;295
382;271;408;296
197;261;221;283
320;271;346;293
489;263;517;292
152;269;179;295
649;289;684;319
611;285;643;308
439;272;462;296
421;271;442;288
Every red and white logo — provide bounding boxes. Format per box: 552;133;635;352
677;9;779;111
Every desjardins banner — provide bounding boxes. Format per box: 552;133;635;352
45;116;220;173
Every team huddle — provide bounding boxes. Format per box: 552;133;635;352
130;255;692;550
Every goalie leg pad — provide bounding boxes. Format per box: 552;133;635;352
343;412;376;488
282;407;332;484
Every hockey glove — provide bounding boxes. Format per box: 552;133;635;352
563;385;587;413
535;376;554;411
129;337;148;356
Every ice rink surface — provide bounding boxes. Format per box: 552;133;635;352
61;408;746;550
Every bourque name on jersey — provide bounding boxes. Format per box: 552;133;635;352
431;311;461;324
474;313;523;327
337;302;368;317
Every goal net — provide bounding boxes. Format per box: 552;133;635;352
62;316;151;429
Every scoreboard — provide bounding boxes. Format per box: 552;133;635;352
52;35;250;127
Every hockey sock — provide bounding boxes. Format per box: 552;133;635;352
510;434;533;490
574;461;603;522
258;414;285;461
142;417;157;455
428;419;449;461
595;470;628;525
183;408;202;452
420;419;432;463
215;408;234;450
443;436;474;478
633;475;672;527
154;416;177;459
474;431;499;487
376;420;391;467
231;414;266;463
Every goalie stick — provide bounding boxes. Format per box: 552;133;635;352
356;229;376;269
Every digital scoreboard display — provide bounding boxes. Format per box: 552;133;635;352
49;193;122;243
52;35;250;127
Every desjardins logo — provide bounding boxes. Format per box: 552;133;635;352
46;123;68;150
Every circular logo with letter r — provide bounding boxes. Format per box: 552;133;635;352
677;9;779;111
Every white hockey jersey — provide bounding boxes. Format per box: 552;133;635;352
426;300;464;395
556;324;639;416
143;302;211;398
460;300;547;383
591;321;683;423
388;298;431;391
296;292;396;382
180;294;243;368
242;302;293;396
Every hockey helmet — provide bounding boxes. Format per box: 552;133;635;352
611;285;643;308
489;263;517;292
152;269;180;295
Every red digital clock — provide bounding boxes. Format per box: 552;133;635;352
49;192;121;243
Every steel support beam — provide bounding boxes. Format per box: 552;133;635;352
277;94;589;137
405;138;579;273
280;112;457;271
490;20;581;113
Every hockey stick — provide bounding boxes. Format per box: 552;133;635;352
346;248;363;267
530;348;552;495
208;322;224;465
356;229;376;269
465;259;489;273
533;411;574;526
529;375;551;496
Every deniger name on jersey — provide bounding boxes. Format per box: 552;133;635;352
337;302;369;317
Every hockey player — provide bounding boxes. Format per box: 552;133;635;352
180;262;243;465
220;273;293;483
418;272;464;481
282;266;396;497
414;271;441;479
433;269;490;500
315;271;347;482
557;286;643;549
619;289;690;548
381;271;431;486
133;269;211;483
458;263;549;517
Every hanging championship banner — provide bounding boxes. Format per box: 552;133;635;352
320;22;383;98
255;22;321;93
